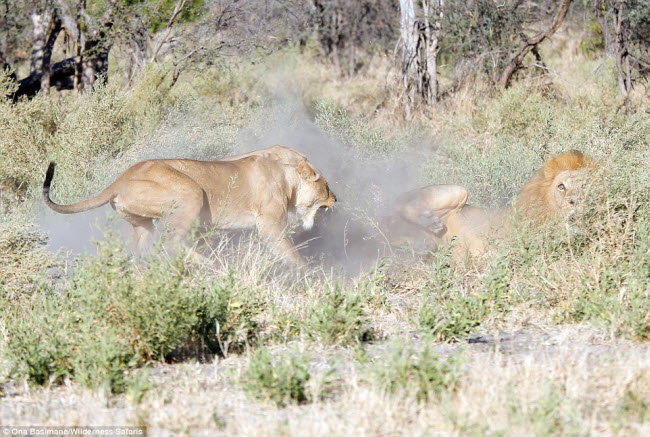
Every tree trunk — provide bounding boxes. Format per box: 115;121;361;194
30;9;47;73
13;2;113;100
422;0;442;103
594;0;615;57
73;0;84;93
498;0;572;89
399;0;416;116
30;0;62;96
81;6;113;90
40;12;62;95
15;57;76;99
81;33;111;90
399;0;441;113
613;0;631;103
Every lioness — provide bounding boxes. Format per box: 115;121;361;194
43;153;336;266
390;151;594;256
222;144;308;166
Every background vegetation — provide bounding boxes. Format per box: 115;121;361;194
0;0;648;435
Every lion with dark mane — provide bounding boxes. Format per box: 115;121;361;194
387;151;595;256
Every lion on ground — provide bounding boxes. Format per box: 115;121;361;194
43;147;336;266
386;151;595;256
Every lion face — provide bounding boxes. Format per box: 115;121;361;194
550;169;585;214
518;151;594;222
294;160;337;230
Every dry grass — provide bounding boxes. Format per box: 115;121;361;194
2;327;649;436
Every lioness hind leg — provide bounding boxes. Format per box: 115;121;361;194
115;166;207;248
133;220;155;252
111;205;155;252
162;190;206;248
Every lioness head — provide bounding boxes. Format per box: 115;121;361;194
294;160;336;230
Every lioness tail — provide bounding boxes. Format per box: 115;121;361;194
43;162;114;214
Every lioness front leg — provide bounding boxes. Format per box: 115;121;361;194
256;215;305;268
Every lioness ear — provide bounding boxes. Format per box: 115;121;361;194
298;160;320;182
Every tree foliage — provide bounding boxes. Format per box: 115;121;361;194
1;0;647;104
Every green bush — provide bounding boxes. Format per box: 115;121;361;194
0;66;200;203
614;390;650;431
418;251;512;342
554;216;650;340
0;78;137;202
506;384;585;437
314;100;402;157
1;235;260;392
0;90;53;195
194;271;261;355
354;262;390;311
0;222;60;298
242;348;313;407
370;340;461;402
303;282;374;345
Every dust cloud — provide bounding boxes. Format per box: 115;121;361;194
38;207;131;255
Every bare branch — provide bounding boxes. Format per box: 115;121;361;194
525;62;571;84
150;0;187;63
498;0;572;89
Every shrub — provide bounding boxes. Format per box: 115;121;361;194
554;216;650;340
68;238;203;361
242;348;313;407
418;251;512;342
194;271;261;355
1;234;260;392
507;384;585;437
0;92;53;195
314;100;401;157
303;282;374;345
0;222;60;298
614;390;650;430
370;340;461;402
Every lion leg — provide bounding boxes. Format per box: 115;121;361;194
110;204;155;253
256;215;304;268
132;219;155;252
112;169;206;249
396;184;469;241
163;190;206;248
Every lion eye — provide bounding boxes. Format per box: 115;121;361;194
557;183;566;192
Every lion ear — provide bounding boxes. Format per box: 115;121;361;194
298;160;320;182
